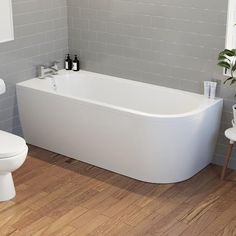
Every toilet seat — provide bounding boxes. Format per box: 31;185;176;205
0;131;27;158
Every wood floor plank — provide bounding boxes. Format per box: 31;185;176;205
218;218;236;236
0;146;235;236
179;184;236;236
10;216;54;236
159;220;188;236
198;201;236;235
125;212;164;236
0;226;16;235
89;220;133;236
69;210;109;235
36;206;87;235
32;225;77;236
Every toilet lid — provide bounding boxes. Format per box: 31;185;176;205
0;130;27;158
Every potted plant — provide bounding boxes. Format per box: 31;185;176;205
218;49;236;84
217;49;236;126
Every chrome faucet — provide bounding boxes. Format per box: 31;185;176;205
38;61;59;79
50;61;59;75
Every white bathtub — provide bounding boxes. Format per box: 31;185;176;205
16;70;223;183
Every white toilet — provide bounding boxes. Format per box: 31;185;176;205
0;130;28;201
0;79;28;201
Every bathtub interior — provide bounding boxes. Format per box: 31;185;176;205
17;70;221;116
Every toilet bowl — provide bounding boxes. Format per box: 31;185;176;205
0;130;28;202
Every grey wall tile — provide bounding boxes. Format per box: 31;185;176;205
0;0;68;134
68;0;236;169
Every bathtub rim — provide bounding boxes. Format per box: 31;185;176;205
16;70;223;119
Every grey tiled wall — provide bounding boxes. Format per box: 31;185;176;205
67;0;236;168
0;0;68;136
1;0;235;168
68;0;226;91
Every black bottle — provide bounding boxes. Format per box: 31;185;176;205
65;54;72;70
73;55;80;71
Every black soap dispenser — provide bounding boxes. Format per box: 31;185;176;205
73;55;80;71
64;54;72;70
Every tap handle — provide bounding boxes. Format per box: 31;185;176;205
39;65;47;69
51;61;60;70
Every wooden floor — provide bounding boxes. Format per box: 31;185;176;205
1;146;236;236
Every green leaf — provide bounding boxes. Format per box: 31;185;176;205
221;49;235;57
219;51;225;57
230;79;236;85
224;77;233;84
218;61;231;69
232;49;236;54
218;55;230;61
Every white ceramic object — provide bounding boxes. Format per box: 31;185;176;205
0;79;6;95
16;70;223;183
0;79;28;201
0;131;28;201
